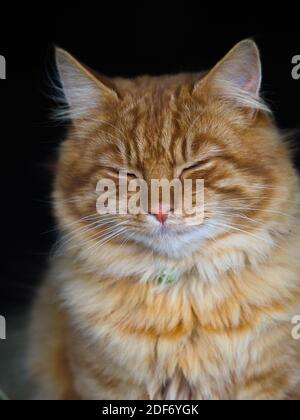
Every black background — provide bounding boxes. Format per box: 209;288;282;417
0;4;299;312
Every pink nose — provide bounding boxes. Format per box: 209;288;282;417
151;206;169;224
154;211;169;224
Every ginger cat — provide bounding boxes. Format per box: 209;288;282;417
28;40;300;400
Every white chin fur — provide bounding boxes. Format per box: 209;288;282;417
131;225;217;259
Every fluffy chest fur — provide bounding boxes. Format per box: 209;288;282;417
44;237;300;400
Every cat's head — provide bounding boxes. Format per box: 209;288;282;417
53;40;296;263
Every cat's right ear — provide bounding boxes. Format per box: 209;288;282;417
55;48;118;121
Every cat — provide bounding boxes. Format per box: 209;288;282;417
28;40;300;400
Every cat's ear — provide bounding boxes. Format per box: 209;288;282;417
194;39;269;113
55;48;118;121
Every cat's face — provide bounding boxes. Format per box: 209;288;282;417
54;41;295;260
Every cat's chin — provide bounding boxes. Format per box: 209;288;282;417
130;225;215;259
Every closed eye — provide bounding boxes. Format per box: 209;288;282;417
100;166;140;179
126;172;139;179
180;159;211;176
113;169;141;180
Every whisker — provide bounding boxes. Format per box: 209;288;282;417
119;230;136;251
42;213;101;234
208;220;284;251
205;205;297;219
53;216;123;253
206;211;266;227
64;221;127;251
61;220;127;252
86;226;128;255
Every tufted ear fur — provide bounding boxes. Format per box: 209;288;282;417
194;39;269;113
55;48;118;121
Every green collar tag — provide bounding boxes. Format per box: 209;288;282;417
158;271;177;285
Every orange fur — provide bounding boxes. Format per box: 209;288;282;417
28;40;300;400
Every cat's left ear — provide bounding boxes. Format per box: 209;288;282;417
55;48;119;121
194;39;269;114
